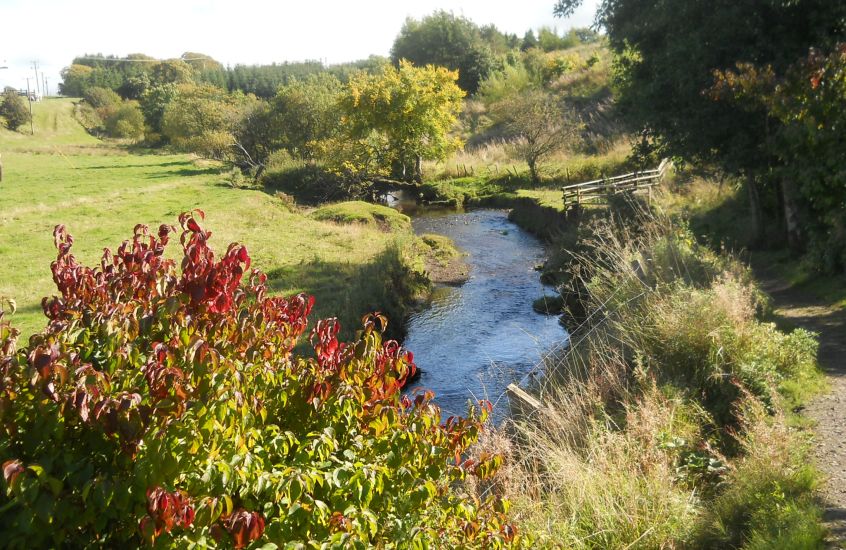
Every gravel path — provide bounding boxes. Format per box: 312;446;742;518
757;271;846;547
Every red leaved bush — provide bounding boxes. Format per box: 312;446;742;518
0;211;519;548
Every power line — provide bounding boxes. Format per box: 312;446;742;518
32;60;41;96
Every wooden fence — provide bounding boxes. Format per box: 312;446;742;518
562;158;672;209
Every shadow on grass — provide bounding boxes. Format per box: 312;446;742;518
82;161;188;170
146;166;221;178
265;245;427;342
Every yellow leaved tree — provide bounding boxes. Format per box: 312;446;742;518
321;60;465;182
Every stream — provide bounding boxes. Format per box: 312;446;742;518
398;207;569;419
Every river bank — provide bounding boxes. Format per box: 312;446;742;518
480;197;829;547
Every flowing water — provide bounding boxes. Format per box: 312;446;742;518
401;208;568;419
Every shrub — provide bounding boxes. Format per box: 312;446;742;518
0;90;31;132
104;101;145;140
0;212;519;547
74;101;104;133
262;162;358;204
83;87;122;111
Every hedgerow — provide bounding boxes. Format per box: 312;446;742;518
0;211;518;548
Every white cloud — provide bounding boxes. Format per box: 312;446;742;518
0;0;598;91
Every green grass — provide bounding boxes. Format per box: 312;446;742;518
416;234;460;266
309;201;411;231
656;177;846;311
753;250;846;311
0;98;422;339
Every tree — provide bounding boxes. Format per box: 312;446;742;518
180;52;224;72
118;73;151;100
0;89;31;132
103;101;145;140
521;30;538;52
231;100;283;176
270;73;343;159
391;11;497;94
480;24;519;55
554;0;846;248
162;84;252;160
149;59;194;87
84;86;122;110
492;90;581;183
140;83;180;140
537;27;579;52
59;64;95;97
712;46;846;271
329;60;465;182
162;84;267;174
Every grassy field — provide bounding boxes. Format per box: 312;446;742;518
0;98;421;338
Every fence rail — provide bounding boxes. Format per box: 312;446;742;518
562;158;672;208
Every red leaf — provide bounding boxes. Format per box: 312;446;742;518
2;459;24;486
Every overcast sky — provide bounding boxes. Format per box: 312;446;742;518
0;0;598;93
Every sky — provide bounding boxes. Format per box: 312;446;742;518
0;0;599;93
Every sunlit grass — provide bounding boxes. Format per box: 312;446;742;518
0;98;418;338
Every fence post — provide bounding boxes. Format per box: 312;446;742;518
506;383;544;421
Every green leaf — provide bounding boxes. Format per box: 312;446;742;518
288;477;302;502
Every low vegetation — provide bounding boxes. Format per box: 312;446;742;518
0;89;32;132
1;0;842;545
309;202;411;232
0;213;518;547
488;203;824;548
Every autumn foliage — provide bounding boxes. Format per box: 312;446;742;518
0;211;517;547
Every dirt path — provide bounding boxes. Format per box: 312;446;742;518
756;269;846;547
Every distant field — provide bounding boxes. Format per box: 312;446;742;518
0;98;413;338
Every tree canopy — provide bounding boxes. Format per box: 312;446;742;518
555;0;846;267
161;84;255;162
491;90;582;183
269;74;344;159
390;11;498;94
329;60;465;182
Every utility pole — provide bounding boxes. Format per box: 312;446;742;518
44;78;49;98
32;61;41;97
26;78;34;134
0;65;6;182
0;66;9;182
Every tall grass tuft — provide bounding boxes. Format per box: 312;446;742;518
476;199;825;548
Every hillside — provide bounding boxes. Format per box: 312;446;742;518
0;98;420;338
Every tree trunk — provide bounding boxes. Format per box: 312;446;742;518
780;177;804;253
746;175;765;246
528;158;539;185
414;155;423;184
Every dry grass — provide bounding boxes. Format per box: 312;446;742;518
423;139;633;185
471;204;825;548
